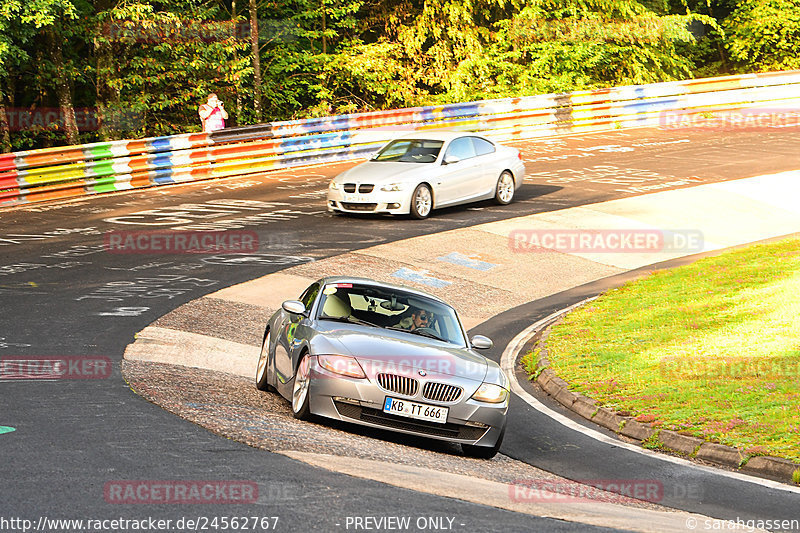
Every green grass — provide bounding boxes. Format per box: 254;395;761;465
542;237;800;461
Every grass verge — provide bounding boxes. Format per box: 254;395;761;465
542;237;800;461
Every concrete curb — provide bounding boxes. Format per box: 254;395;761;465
125;326;257;378
523;303;800;487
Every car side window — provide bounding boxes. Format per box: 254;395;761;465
471;137;495;156
299;283;320;310
444;137;477;162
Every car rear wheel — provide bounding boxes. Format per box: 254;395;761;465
410;184;432;219
494;171;515;205
462;426;504;459
255;329;273;391
291;353;312;420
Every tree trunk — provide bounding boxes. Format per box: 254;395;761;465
322;0;327;54
95;36;120;139
0;88;10;153
249;0;262;122
233;0;243;126
47;29;79;145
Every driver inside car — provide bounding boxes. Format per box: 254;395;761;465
396;308;433;331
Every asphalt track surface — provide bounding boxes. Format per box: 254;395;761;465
1;125;799;531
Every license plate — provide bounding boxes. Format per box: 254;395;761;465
344;194;369;202
383;397;448;424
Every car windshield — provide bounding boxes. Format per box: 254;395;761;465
371;139;444;164
315;282;467;347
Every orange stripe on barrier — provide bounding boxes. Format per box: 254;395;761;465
126;140;149;155
21;179;87;202
128;172;152;188
24;148;85;168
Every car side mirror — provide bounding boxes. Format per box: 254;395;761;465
470;335;493;350
443;154;460;165
282;300;306;315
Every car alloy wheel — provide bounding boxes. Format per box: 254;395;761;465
411;184;432;219
292;353;312;419
495;171;514;205
255;329;272;391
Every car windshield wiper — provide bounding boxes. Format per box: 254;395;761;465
385;325;446;342
407;329;446;342
321;315;381;329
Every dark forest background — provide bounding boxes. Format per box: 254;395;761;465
1;0;798;151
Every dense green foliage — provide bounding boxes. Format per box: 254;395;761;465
0;0;796;151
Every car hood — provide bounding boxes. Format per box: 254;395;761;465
335;161;431;184
311;322;488;382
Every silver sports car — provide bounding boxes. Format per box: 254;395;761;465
327;131;526;218
256;276;509;458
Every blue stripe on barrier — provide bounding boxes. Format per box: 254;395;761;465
151;136;174;152
151;166;176;184
621;97;681;113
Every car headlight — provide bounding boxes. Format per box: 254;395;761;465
380;182;406;192
471;383;508;403
317;354;366;379
329;181;340;190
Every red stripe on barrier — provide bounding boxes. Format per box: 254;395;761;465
0;153;16;173
0;171;18;189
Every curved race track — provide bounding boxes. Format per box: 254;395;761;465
2;126;800;532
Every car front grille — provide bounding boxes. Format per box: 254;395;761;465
377;373;419;397
343;183;356;193
333;401;488;441
340;203;377;211
358;184;374;193
422;382;463;403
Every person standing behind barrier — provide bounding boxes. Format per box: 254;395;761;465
199;93;228;133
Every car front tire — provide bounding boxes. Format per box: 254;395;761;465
410;184;433;219
291;353;312;420
494;171;515;205
255;329;273;391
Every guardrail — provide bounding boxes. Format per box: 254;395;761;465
2;69;800;207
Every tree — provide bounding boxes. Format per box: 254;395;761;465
724;0;800;71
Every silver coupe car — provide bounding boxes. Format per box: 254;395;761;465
327;131;526;218
255;276;509;458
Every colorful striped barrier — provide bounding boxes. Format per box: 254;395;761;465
2;70;800;207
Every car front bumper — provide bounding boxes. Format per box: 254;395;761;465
327;188;411;215
304;357;508;448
